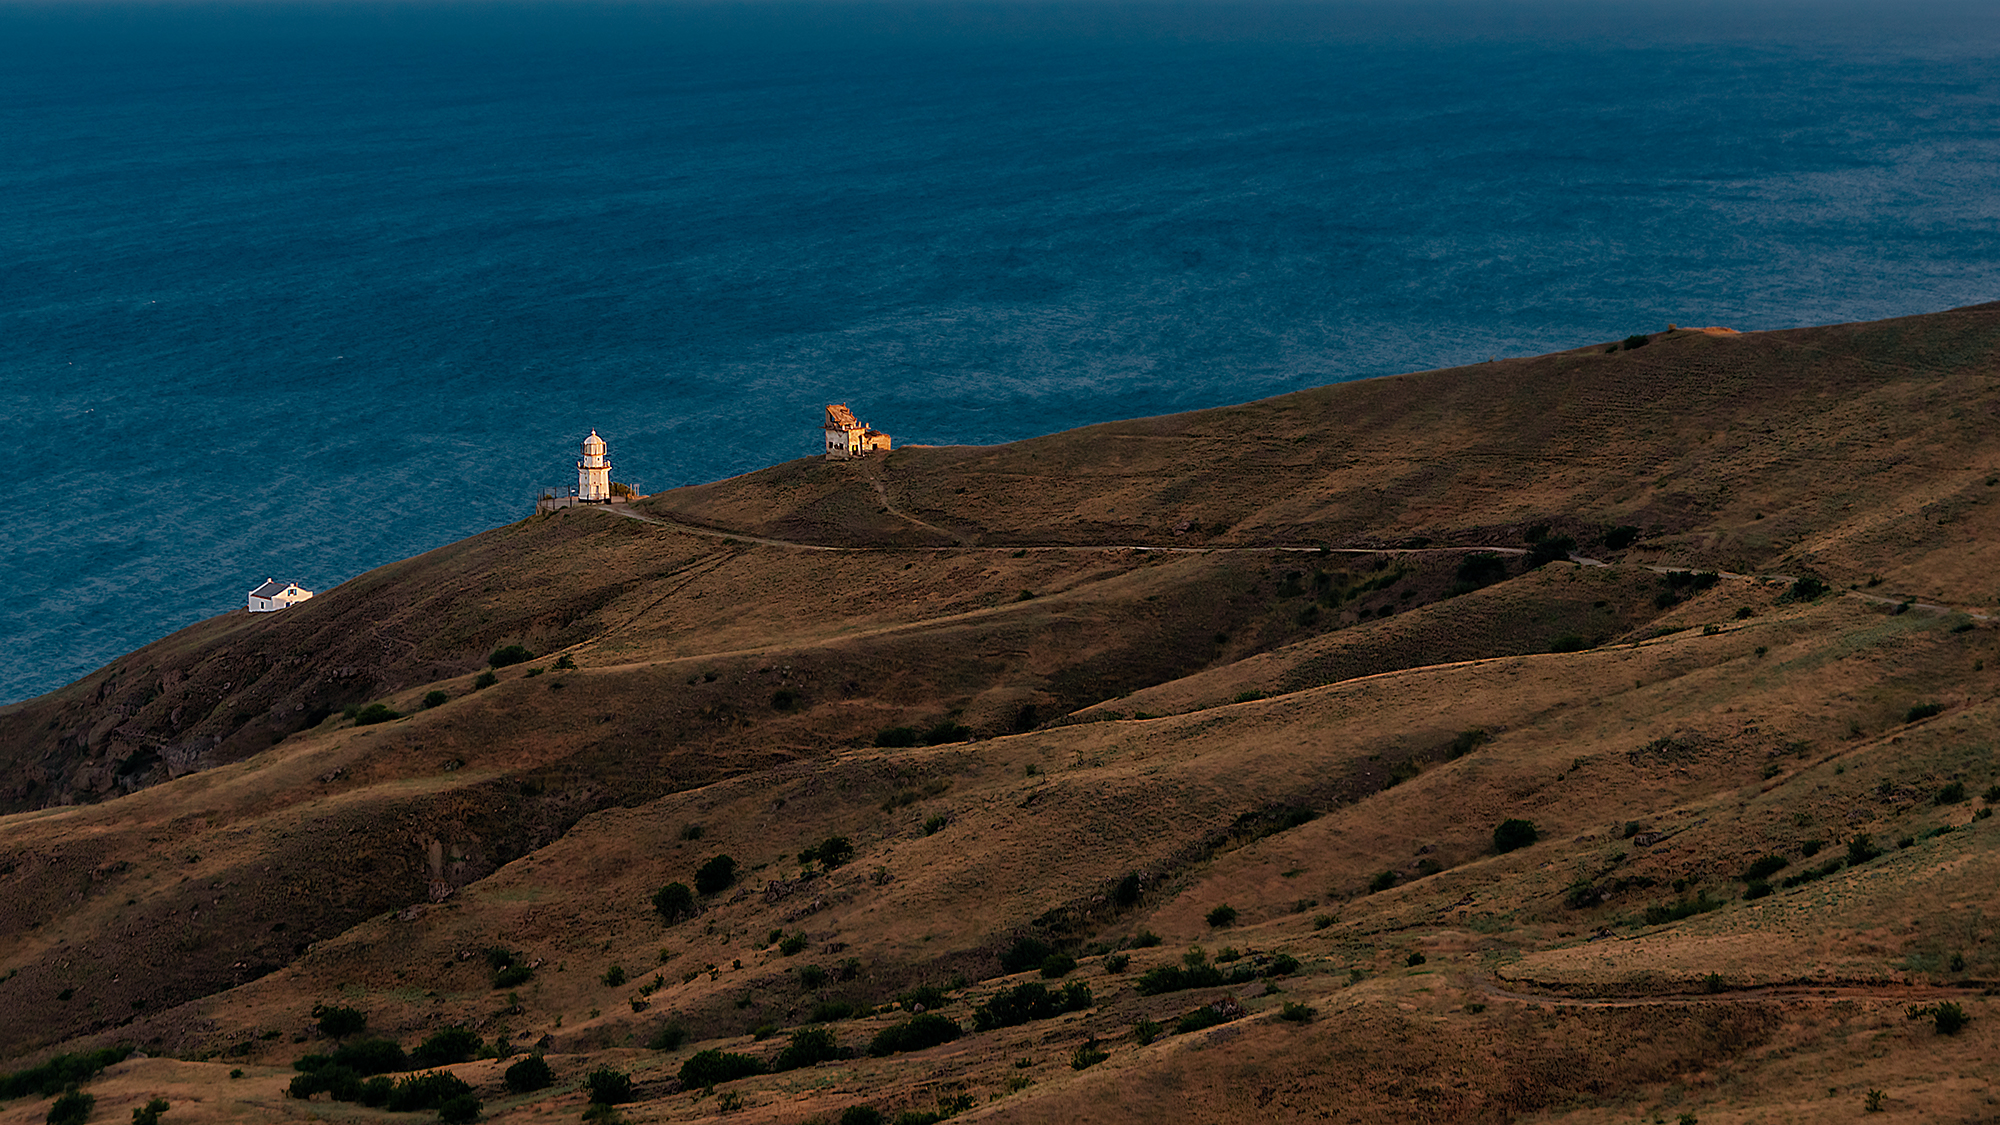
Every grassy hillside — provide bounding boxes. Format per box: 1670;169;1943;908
1;304;1997;1124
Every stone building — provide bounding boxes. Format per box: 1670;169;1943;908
822;404;890;459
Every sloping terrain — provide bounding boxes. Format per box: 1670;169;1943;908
1;304;1998;1124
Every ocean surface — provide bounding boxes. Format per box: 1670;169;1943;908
3;0;1997;705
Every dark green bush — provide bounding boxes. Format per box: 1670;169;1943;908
422;690;449;709
602;965;626;987
472;671;498;690
1453;552;1509;593
131;1096;169;1125
331;1037;408;1075
1130;930;1162;948
1622;333;1651;349
999;936;1055;974
1113;873;1143;906
1847;834;1882;866
437;1093;482;1124
678;1050;762;1088
358;1076;393;1106
1176;1005;1232;1034
1906;702;1944;724
504;1055;553;1093
1493;819;1539;853
1603;525;1640;550
1406;951;1427;967
772;1027;841;1071
972;981;1091;1030
1744;880;1773;900
312;1003;367;1038
1741;854;1789;882
585;1067;636;1103
1448;729;1491;758
808;1000;857;1023
896;984;949;1011
1787;576;1829;602
1933;1001;1969;1035
799;836;855;870
1367;870;1398;893
652;882;696;923
46;1085;93;1125
922;722;972;745
873;727;919;748
1039;952;1077;978
867;1014;962;1057
1070;1039;1109;1070
1280;1001;1316;1022
410;1027;481;1068
1779;858;1843;888
1205;904;1238;927
694;855;738;896
353;703;400;726
840;1108;885;1125
1936;781;1967;805
488;645;534;668
1642;892;1721;926
1526;535;1575;568
386;1071;474;1113
492;964;532;989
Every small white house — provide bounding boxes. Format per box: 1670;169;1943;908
248;578;313;613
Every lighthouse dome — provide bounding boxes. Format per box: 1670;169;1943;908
581;430;606;452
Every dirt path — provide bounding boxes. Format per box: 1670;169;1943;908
1472;974;1984;1010
591;506;1993;622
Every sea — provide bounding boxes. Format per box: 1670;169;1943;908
3;0;1998;705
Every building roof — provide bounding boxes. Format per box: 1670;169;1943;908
581;430;607;452
248;579;293;598
824;404;861;431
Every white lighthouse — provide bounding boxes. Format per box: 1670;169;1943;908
577;430;611;502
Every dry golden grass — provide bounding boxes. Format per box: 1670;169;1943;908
3;304;2000;1123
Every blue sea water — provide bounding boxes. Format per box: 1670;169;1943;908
2;0;1998;705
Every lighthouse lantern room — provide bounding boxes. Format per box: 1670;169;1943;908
578;430;612;502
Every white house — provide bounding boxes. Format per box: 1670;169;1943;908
248;579;313;613
578;430;612;501
822;404;890;459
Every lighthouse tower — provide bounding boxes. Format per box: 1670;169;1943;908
577;430;611;502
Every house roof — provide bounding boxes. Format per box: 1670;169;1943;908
248;579;305;598
824;404;861;430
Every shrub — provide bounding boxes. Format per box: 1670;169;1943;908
386;1072;475;1113
1130;930;1162;948
332;1037;408;1075
922;722;972;745
1642;892;1721;926
1741;854;1789;882
799;836;855;870
1405;951;1427;967
653;882;696;923
867;1014;962;1057
1279;1001;1315;1022
772;1027;841;1071
1603;525;1641;550
694;855;738;896
999;936;1055;974
437;1093;482;1124
1786;575;1829;602
1070;1039;1109;1070
602;965;626;987
873;727;919;748
923;814;948;835
778;932;808;956
841;1108;885;1125
472;671;498;690
1176;1004;1234;1034
313;1003;367;1038
488;645;534;668
1268;952;1301;976
647;1024;689;1051
1906;702;1944;724
585;1066;637;1103
1526;535;1576;568
1622;333;1651;349
1937;781;1967;805
1367;870;1398;893
973;981;1091;1030
353;703;400;725
131;1096;170;1125
771;689;798;711
1743;880;1773;900
492;964;532;988
1453;553;1509;593
410;1028;482;1068
46;1086;93;1125
1039;952;1077;979
809;1000;857;1023
1206;904;1239;927
1493;819;1539;853
1933;1001;1969;1035
1847;834;1882;866
419;690;449;710
1105;953;1130;973
1865;1088;1885;1112
504;1055;553;1093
